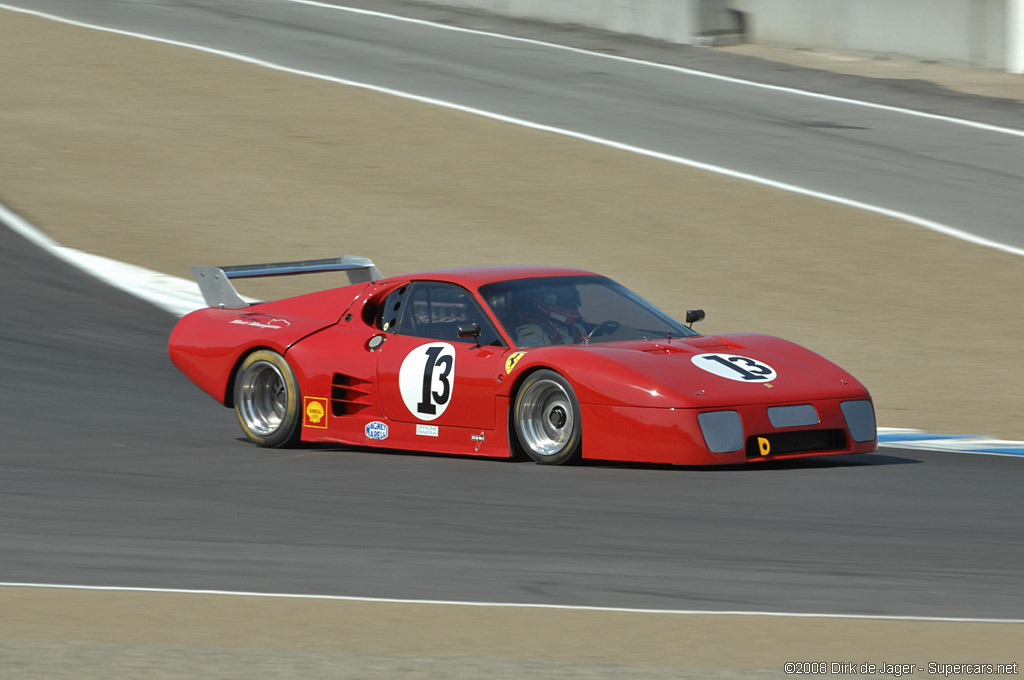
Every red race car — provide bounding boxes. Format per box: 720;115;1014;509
169;256;877;465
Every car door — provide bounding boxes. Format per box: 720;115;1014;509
375;281;507;430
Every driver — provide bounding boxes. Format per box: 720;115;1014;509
515;285;587;346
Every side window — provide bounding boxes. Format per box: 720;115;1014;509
403;282;504;346
377;285;409;334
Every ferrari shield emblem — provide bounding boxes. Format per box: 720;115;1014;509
505;352;527;374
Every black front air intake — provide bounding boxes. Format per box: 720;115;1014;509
745;429;846;459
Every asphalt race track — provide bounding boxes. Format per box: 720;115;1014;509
2;220;1023;619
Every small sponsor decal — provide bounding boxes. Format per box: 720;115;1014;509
230;314;291;330
504;351;527;374
303;396;329;429
471;432;485;452
416;424;439;437
757;436;771;456
692;353;777;383
365;421;389;440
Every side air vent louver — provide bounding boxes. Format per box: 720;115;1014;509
331;373;373;416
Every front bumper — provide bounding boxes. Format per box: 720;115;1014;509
580;397;876;465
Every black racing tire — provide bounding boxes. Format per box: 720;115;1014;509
512;369;582;465
233;349;302;448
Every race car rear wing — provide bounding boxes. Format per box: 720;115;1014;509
191;255;382;309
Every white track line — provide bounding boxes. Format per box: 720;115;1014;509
289;0;1024;140
2;3;1023;259
3;583;1023;623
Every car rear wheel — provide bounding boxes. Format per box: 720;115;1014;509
233;349;302;448
513;369;582;465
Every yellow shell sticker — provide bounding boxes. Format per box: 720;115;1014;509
382;321;390;331
304;396;329;429
505;352;527;374
757;436;771;457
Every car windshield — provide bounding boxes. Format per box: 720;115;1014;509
479;275;698;348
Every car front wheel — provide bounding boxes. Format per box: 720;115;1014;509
513;369;582;465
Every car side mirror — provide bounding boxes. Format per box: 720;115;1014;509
685;309;705;328
458;323;482;345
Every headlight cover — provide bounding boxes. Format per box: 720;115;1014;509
840;400;876;442
697;410;744;453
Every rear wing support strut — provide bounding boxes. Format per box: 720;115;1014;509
190;255;382;309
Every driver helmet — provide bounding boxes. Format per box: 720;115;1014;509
533;285;581;327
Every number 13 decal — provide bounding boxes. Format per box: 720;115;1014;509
692;353;777;382
399;343;456;420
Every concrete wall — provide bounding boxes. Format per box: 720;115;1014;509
407;0;732;45
729;0;1007;69
1003;0;1024;71
409;0;1020;71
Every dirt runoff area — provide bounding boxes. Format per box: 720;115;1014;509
1;9;1023;680
1;587;1022;679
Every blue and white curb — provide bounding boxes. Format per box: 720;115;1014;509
878;428;1024;457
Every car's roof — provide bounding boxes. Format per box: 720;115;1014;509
381;265;602;288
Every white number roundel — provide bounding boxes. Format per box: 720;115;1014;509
692;353;777;382
399;343;456;421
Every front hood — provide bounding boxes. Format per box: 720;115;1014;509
533;334;868;408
